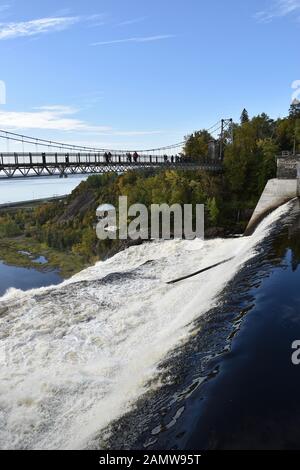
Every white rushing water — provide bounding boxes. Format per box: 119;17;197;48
0;203;291;449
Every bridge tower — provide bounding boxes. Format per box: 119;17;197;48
219;118;233;160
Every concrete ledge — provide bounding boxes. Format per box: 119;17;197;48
244;179;297;236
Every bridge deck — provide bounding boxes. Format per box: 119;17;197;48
0;153;222;178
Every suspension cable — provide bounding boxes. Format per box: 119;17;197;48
0;119;223;154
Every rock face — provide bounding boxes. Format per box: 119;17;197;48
57;190;96;223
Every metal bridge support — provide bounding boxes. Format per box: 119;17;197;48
219;118;233;160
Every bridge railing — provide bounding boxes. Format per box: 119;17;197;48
0;152;219;167
0;152;173;165
0;152;223;180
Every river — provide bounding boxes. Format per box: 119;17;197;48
0;175;83;296
0;200;299;449
0;175;87;204
0;262;62;297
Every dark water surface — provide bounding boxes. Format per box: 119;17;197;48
0;262;62;297
106;199;300;450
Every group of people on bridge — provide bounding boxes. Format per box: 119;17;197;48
103;152;140;163
103;152;183;164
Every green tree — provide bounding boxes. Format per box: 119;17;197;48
257;138;278;191
240;108;250;124
184;130;213;160
207;197;219;225
289;100;300;119
275;118;295;152
251;113;274;140
224;122;258;196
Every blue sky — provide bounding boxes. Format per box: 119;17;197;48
0;0;299;151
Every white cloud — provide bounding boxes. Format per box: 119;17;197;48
33;105;78;114
0;106;111;132
111;130;162;136
0;13;108;40
117;17;146;26
255;0;300;22
85;13;107;27
91;34;175;46
0;106;163;136
0;16;80;40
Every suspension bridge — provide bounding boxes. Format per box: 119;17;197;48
0;119;232;178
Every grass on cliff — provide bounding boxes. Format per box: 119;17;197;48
0;237;88;278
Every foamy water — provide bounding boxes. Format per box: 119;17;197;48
0;203;291;449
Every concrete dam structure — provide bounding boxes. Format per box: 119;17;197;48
245;154;300;235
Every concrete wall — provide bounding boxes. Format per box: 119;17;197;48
245;179;298;235
277;155;300;179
